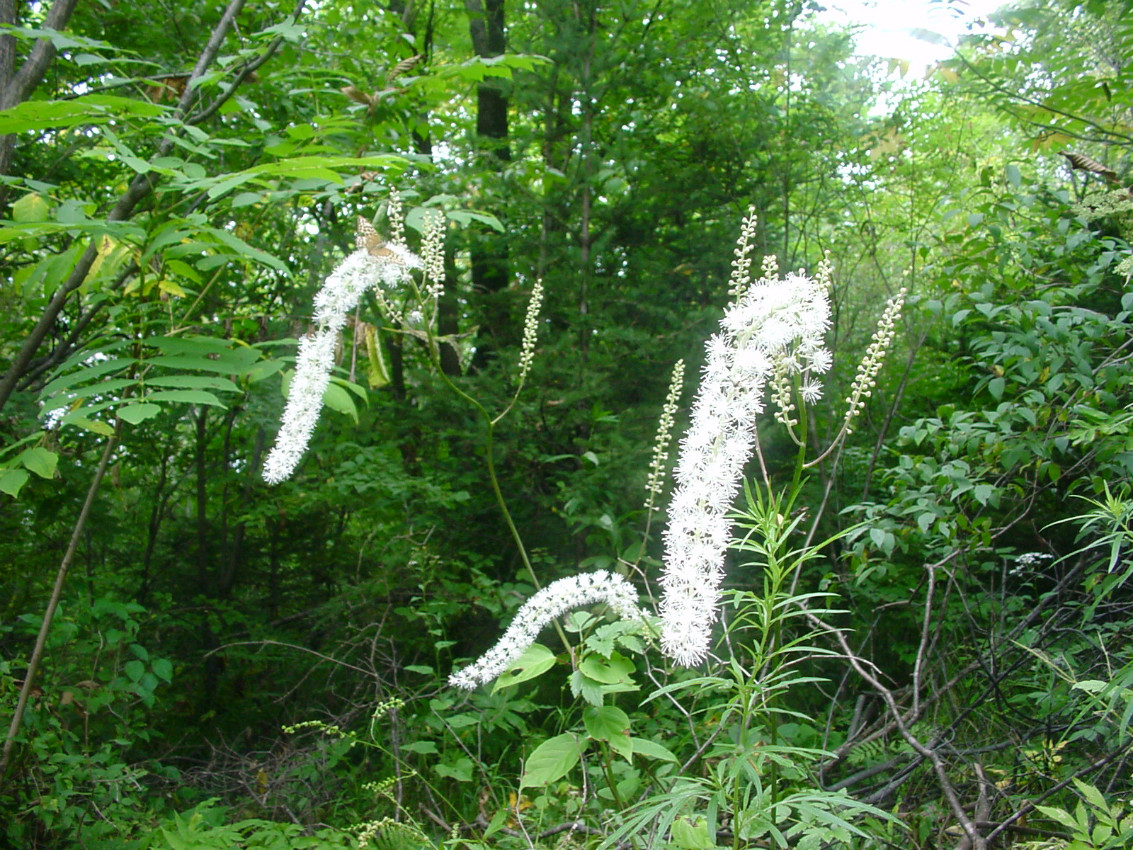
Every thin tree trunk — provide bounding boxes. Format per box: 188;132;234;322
0;425;119;783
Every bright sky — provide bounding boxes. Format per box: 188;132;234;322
817;0;1007;67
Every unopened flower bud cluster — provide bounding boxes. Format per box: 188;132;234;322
422;210;446;299
842;288;906;434
517;280;545;383
645;360;686;511
728;207;760;298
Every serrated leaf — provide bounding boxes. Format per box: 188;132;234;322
492;644;556;692
520;733;583;789
569;670;606;707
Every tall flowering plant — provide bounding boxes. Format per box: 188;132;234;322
447;207;906;687
265;202;909;844
259;199;904;687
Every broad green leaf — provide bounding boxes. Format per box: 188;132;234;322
630;737;678;762
151;659;173;682
0;468;30;498
66;416;116;436
569;670;606;707
124;659;145;683
520;733;583;789
322;381;358;422
579;652;635;685
19;447;58;479
582;705;632;761
670;816;716;850
434;757;473;782
0;96;165;132
12;192;49;222
492;643;557;692
117;403;162;424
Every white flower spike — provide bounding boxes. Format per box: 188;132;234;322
263;215;422;485
660;266;832;665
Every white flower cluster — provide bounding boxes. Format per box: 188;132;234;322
660;272;832;666
449;570;644;690
1010;551;1053;576
644;360;686;511
262;220;422;485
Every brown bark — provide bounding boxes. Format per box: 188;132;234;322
0;0;80;183
466;0;512;370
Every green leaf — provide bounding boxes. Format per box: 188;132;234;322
671;816;716;850
0;468;30;498
117;403;162;424
322;381;358;423
569;670;606;707
12;192;49;223
124;659;145;683
630;737;678;762
144;375;242;393
435;757;473;782
67;417;115;436
152;658;173;682
492;644;557;692
0;96;164;132
143;389;225;407
520;733;583;789
19;447;58;479
583;705;632;761
146;350;260;375
578;651;635;684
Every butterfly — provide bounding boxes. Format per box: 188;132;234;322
355;216;403;261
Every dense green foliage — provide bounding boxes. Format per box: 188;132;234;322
2;0;1132;847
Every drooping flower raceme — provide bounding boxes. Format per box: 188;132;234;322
263;219;421;485
449;570;646;690
660;272;832;666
